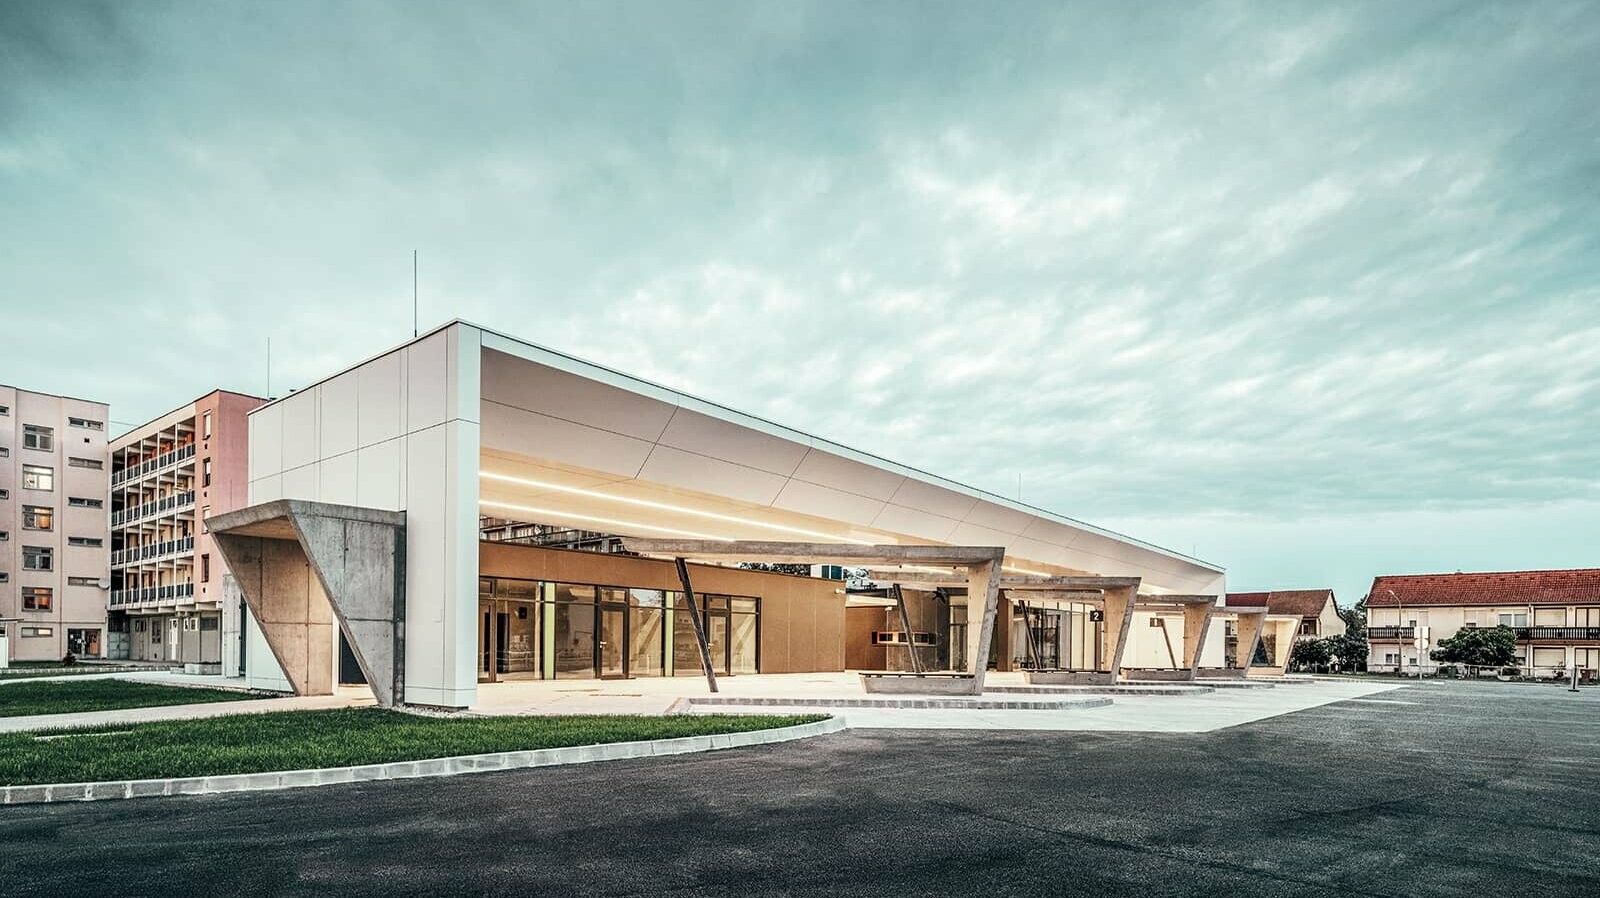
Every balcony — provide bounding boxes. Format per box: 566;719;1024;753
111;535;195;568
1514;627;1600;643
108;581;196;608
1367;626;1416;641
111;442;196;486
111;490;196;527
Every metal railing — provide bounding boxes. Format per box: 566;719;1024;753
1367;626;1416;640
1514;626;1600;642
110;490;196;527
108;581;196;608
111;535;195;567
111;442;196;486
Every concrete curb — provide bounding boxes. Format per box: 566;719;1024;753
986;684;1215;696
684;695;1115;711
1;717;845;806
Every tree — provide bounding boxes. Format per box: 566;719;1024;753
1325;630;1369;672
1430;625;1517;671
1290;637;1333;672
1339;595;1369;634
738;562;814;577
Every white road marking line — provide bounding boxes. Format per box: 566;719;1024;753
1345;698;1418;705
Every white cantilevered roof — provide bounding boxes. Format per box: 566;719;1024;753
468;322;1223;594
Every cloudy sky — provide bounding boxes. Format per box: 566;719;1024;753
3;1;1597;606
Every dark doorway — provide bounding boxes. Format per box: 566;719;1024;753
338;630;368;685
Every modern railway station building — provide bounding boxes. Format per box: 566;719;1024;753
211;321;1239;708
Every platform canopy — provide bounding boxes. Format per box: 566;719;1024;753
464;322;1225;596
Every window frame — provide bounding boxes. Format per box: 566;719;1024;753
21;464;54;491
67;496;104;508
22;545;54;571
22;586;53;611
22;505;54;531
67;416;104;431
22;424;54;451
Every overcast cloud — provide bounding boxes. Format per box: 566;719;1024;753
3;1;1597;605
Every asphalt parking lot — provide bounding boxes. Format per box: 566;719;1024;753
4;680;1597;897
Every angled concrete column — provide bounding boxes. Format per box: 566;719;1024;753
1101;583;1140;681
965;552;1004;693
1250;616;1301;677
214;531;336;697
1181;602;1216;678
1234;611;1265;671
209;500;406;707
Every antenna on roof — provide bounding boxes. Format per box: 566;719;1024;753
413;250;419;339
266;337;272;398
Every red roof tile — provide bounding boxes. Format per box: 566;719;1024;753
1366;569;1600;608
1225;589;1335;618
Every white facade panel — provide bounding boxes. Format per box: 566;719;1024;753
250;402;283;479
357;351;405;449
279;389;319;472
356;439;404;509
634;444;789;506
655;408;809;476
318;451;358;506
318;371;360;458
482;404;654;478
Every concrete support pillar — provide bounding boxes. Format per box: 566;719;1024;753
1100;584;1139;680
965;553;1004;692
1181;602;1215;678
1234;613;1265;670
214;533;336;697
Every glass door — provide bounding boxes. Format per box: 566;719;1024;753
599;605;628;678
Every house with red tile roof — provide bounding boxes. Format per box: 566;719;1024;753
1226;589;1343;638
1365;569;1600;678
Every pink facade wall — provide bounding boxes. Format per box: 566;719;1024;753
194;390;262;606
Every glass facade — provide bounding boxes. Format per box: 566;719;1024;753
477;577;760;683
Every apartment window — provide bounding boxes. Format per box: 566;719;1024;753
0;404;8;415
67;576;99;586
23;546;53;571
0;446;8;458
22;505;53;531
21;627;54;638
203;411;213;439
23;424;53;451
67;496;104;508
201;505;210;533
1498;613;1530;628
22;586;53;611
201;553;211;583
202;457;213;487
0;530;7;541
68;456;103;470
22;464;53;491
68;417;104;431
0;488;8;500
0;572;8;583
68;536;103;547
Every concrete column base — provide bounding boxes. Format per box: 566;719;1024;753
859;673;979;695
1121;668;1195;682
1195;667;1249;679
1023;670;1115;686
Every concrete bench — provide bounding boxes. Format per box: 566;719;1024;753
859;672;978;696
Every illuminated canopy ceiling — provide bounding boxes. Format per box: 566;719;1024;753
476;328;1224;595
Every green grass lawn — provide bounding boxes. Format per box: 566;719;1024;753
0;679;254;718
0;709;827;786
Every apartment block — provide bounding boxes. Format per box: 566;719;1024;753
0;385;111;662
108;390;264;672
1366;569;1600;679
